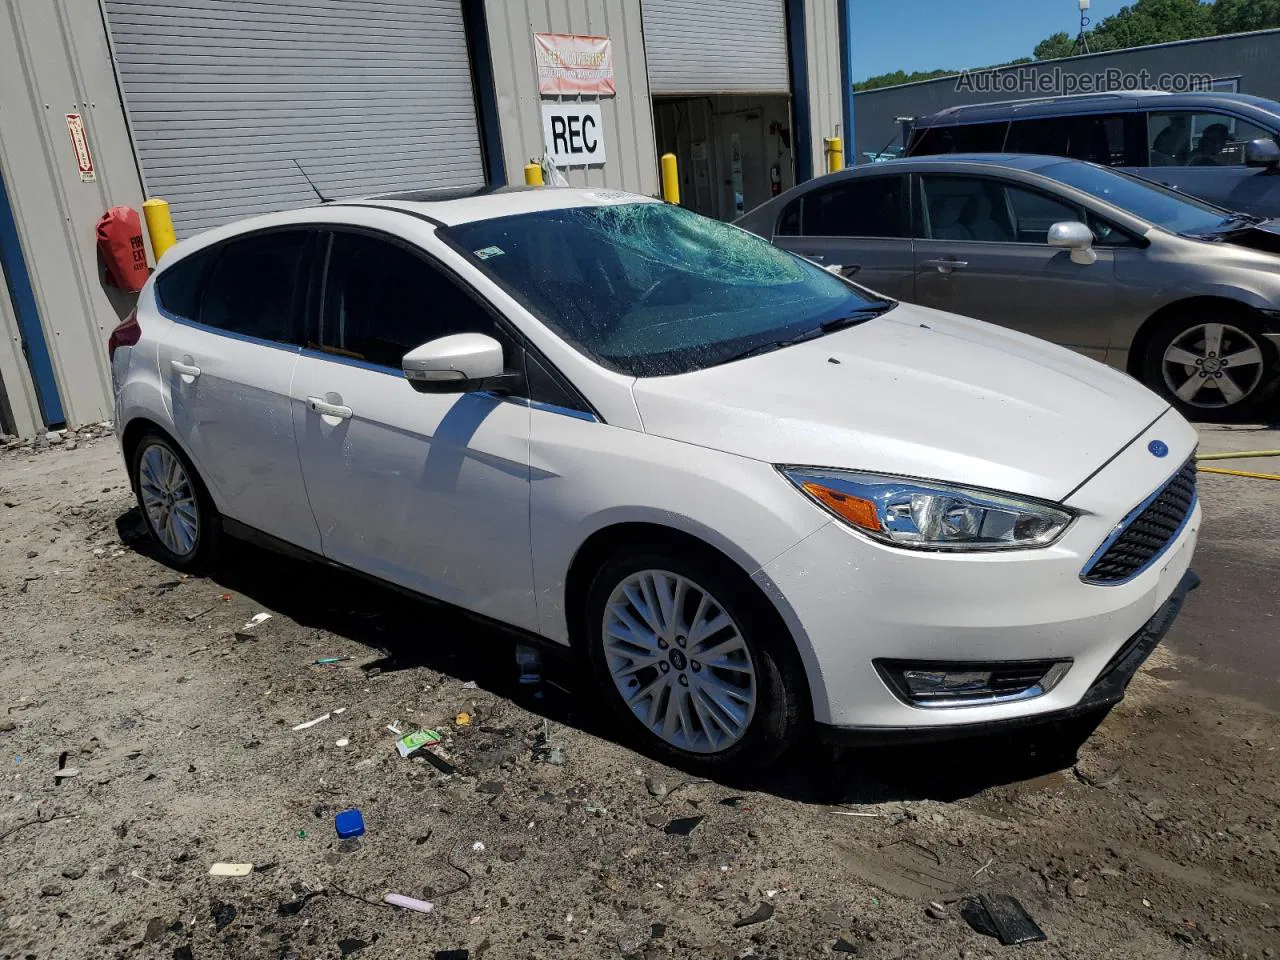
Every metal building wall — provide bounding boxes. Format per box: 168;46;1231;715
0;0;147;436
485;0;659;196
643;0;790;95
852;29;1280;161
803;0;843;169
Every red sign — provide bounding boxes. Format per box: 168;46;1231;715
65;113;96;182
534;33;615;97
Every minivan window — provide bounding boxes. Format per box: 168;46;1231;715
909;122;1008;155
1147;111;1278;167
780;176;906;238
1006;113;1131;166
443;203;889;377
1037;160;1228;235
317;232;496;369
199;230;310;344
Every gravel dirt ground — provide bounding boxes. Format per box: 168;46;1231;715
0;424;1276;960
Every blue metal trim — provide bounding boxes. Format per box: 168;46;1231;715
1080;461;1197;586
159;306;303;355
785;0;813;183
0;168;65;426
463;0;507;187
838;0;854;164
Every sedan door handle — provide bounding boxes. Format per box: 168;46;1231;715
307;396;353;420
170;359;201;378
921;258;969;274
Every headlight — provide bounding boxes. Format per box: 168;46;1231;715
781;468;1074;551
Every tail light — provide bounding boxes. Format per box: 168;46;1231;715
108;310;140;360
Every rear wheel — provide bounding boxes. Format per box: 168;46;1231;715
1141;307;1279;419
584;548;805;773
129;430;218;571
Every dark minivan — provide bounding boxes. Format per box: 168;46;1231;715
906;91;1280;218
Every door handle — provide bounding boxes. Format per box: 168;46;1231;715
921;258;969;274
170;358;201;378
307;396;353;420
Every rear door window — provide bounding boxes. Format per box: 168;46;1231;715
794;176;907;237
198;230;311;344
1147;111;1279;166
1007;113;1132;166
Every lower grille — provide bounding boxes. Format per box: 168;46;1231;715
1081;457;1197;585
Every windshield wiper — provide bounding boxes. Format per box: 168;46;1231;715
722;303;895;364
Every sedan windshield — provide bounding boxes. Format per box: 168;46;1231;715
1036;160;1233;236
443;202;890;377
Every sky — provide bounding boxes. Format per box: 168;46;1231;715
851;0;1134;82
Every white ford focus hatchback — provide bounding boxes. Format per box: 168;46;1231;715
110;187;1200;772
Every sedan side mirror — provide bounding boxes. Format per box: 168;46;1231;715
1047;220;1097;266
1244;137;1280;168
402;333;516;394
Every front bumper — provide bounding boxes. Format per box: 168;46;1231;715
816;568;1199;745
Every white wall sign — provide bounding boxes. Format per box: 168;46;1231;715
541;103;606;167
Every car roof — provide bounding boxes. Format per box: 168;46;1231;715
912;90;1280;127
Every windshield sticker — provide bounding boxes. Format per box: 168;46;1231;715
474;245;505;260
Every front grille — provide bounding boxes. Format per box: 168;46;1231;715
1081;457;1197;585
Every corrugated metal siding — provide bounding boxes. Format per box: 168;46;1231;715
804;0;842;168
486;0;658;196
643;0;789;95
103;0;487;237
0;0;147;434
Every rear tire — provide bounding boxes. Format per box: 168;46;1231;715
129;430;219;572
583;546;806;774
1141;306;1280;420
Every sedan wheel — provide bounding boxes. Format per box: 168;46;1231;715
603;570;757;754
130;431;218;570
1161;321;1265;410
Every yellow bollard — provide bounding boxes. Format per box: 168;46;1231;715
660;153;679;204
142;198;177;261
524;162;544;187
824;136;844;174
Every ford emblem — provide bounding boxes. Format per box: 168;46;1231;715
1148;440;1169;458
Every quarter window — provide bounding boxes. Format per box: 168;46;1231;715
792;177;906;238
1147;111;1278;167
154;247;215;321
317;232;496;369
199;230;311;344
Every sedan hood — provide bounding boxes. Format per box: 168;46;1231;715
632;303;1169;502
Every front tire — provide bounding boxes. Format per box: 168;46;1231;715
584;547;805;774
1141;307;1279;419
129;430;218;571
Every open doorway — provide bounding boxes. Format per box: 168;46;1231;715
652;95;795;221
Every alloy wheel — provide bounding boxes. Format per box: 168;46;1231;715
1161;321;1265;409
138;443;200;557
602;570;756;754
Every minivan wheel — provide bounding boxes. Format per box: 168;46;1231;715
130;431;218;571
584;549;805;773
1142;308;1279;418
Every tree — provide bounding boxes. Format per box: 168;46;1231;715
1034;0;1217;59
854;68;956;92
1212;0;1280;32
1034;32;1078;60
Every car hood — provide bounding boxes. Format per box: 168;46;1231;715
631;303;1169;502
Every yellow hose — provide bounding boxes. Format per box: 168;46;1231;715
1197;466;1280;481
1195;450;1280;461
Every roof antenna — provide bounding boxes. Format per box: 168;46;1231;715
292;159;332;203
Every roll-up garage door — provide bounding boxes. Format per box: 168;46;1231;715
103;0;486;237
642;0;790;95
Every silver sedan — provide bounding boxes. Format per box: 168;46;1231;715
737;154;1280;417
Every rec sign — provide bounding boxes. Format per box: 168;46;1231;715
541;103;606;167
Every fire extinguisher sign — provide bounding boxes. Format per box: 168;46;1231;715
65;113;96;183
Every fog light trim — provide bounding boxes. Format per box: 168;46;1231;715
875;658;1072;709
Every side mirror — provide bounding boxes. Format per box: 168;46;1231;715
402;333;514;394
1244;137;1280;168
1047;220;1097;266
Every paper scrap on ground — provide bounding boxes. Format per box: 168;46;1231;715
293;713;331;731
395;729;442;759
385;893;434;914
209;863;253;877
